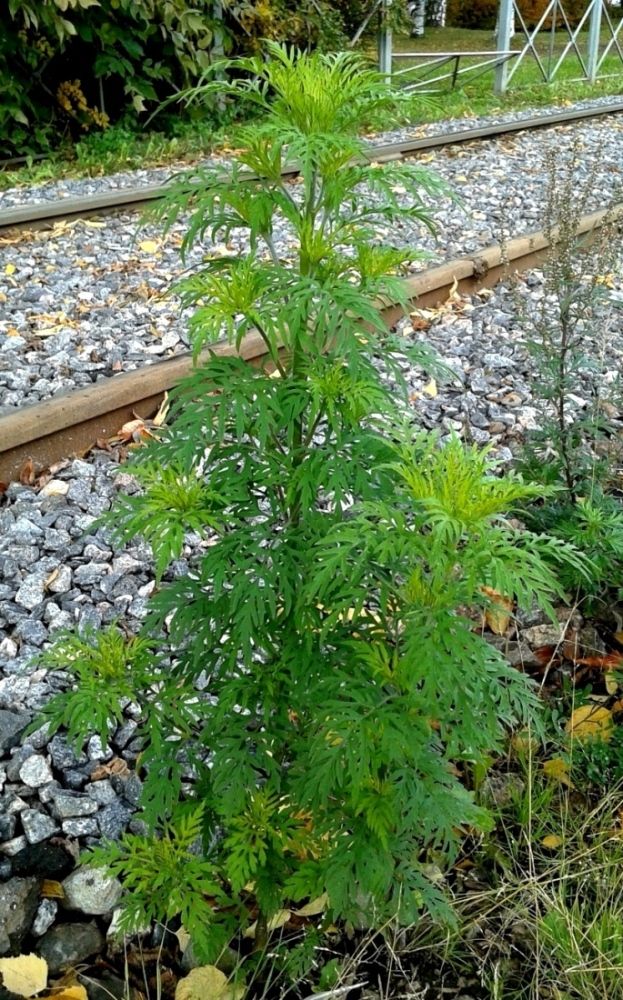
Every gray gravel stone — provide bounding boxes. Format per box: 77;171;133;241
0;814;16;841
49;735;86;770
51;792;99;819
0;877;39;954
19;754;53;788
14;575;46;610
86;780;117;805
97;801;132;840
32;898;58;936
62;867;122;914
48;565;72;594
62;817;99;837
0;710;31;751
21;808;58;844
0;835;27;856
38;921;105;973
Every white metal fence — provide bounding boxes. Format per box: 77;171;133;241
377;0;623;94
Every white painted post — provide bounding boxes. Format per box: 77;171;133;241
494;0;515;95
587;0;603;81
212;0;226;113
378;0;393;81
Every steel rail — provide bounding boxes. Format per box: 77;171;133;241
1;100;623;235
1;202;620;483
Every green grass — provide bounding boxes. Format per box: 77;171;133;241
1;26;622;191
379;26;623;123
0;115;227;192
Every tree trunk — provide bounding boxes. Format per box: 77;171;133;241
426;0;446;26
408;0;427;36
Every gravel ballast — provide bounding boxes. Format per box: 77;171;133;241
0;269;621;967
0;107;622;413
0;93;622;210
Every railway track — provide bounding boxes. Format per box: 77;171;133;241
1;202;620;484
2;99;623;235
2;99;622;482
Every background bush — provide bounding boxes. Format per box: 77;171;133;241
446;0;499;30
446;0;608;30
1;0;360;157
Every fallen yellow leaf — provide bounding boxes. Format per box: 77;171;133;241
511;730;538;755
244;909;290;939
176;966;244;1000
423;378;437;398
49;986;88;999
543;757;573;788
566;704;613;742
5;263;16;275
596;273;615;289
482;586;513;636
541;834;564;849
139;239;160;254
295;893;329;917
0;954;48;997
153;392;169;428
175;926;191;953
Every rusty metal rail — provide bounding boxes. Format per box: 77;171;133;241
1;202;619;483
1;100;623;235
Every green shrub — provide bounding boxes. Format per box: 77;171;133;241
446;0;498;30
38;46;582;965
446;0;592;31
0;0;357;157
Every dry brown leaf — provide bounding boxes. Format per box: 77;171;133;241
19;458;35;486
175;927;191;954
482;586;513;636
575;652;623;670
566;704;613;742
91;757;130;781
410;313;431;332
0;954;48;997
115;417;157;444
41;879;65;899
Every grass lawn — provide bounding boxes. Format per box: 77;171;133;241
378;25;623;123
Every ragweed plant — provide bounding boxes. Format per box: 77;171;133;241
39;46;583;962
